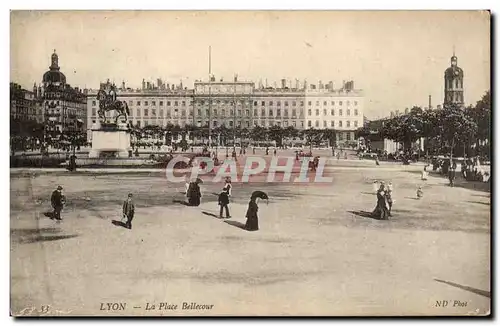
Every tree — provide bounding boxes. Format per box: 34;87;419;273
267;125;284;147
381;106;426;152
250;125;268;142
434;104;477;158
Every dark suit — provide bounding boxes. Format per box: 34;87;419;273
218;192;230;218
51;190;64;220
123;200;135;229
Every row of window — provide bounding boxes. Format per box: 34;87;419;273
307;120;358;128
91;99;360;108
308;108;358;116
92;107;359;118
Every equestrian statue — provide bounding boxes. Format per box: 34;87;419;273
97;85;130;124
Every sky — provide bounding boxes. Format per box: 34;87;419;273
10;10;490;119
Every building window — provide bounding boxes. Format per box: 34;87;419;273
175;101;178;106
323;101;327;106
339;120;343;127
316;101;319;106
197;109;201;116
284;101;289;106
276;101;281;107
230;109;234;116
339;109;343;116
308;101;312;106
213;109;218;116
136;109;140;116
276;109;281;117
323;121;327;127
261;101;265;106
269;109;273;116
144;109;149;116
190;101;193;106
160;109;164;117
315;120;319;127
254;101;258;106
308;120;312;127
182;101;186;106
245;109;250;116
136;120;141;127
292;121;296;127
347;121;351;127
137;101;141;106
354;109;359;116
316;109;319;116
331;120;334;127
331;109;335;116
92;107;96;116
292;109;296;117
323;109;327;116
206;109;209;116
354;101;358;106
167;101;171;106
129;100;133;106
145;101;149;106
152;101;156;106
339;101;343;106
292;101;296;106
159;101;163;106
261;109;265;116
152;109;156;116
222;109;226;116
331;101;335;106
354;120;358;127
347;109;351;116
284;110;288;117
92;100;96;106
254;109;258;116
238;110;242;116
308;109;312;116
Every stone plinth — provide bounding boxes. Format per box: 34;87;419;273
89;122;131;158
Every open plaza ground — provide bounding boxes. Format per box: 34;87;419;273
10;156;490;316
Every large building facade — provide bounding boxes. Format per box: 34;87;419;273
10;82;40;123
32;50;88;134
87;77;364;144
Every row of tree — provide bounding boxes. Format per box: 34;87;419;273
131;123;352;148
356;91;491;158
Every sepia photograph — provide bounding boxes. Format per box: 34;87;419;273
9;10;491;316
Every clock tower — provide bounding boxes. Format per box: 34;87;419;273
444;52;464;106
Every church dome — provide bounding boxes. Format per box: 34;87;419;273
444;55;463;78
42;50;66;84
43;70;66;84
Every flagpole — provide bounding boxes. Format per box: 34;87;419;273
208;46;212;149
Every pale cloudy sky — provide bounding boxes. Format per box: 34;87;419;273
10;10;490;119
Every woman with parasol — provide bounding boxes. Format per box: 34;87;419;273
245;191;268;231
186;178;203;206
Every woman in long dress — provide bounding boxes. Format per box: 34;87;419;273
372;184;390;220
245;198;259;231
187;181;202;206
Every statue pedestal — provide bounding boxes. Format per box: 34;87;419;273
89;122;131;158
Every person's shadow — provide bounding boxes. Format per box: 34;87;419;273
43;211;54;218
111;220;129;229
173;199;190;206
348;210;379;220
202;211;220;218
224;220;247;230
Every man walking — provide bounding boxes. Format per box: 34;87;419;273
50;186;65;221
122;193;135;229
218;187;231;219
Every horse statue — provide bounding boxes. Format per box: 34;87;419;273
97;87;130;124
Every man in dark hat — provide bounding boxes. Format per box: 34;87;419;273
122;193;135;229
218;186;231;219
50;186;65;221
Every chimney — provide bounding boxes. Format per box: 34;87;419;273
428;95;432;109
318;80;323;89
281;79;286;89
234;74;238;82
295;79;300;90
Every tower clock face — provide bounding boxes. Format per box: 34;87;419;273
454;70;459;76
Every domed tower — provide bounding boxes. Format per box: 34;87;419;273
444;52;464;106
42;49;66;86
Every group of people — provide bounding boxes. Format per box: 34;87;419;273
185;177;263;231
